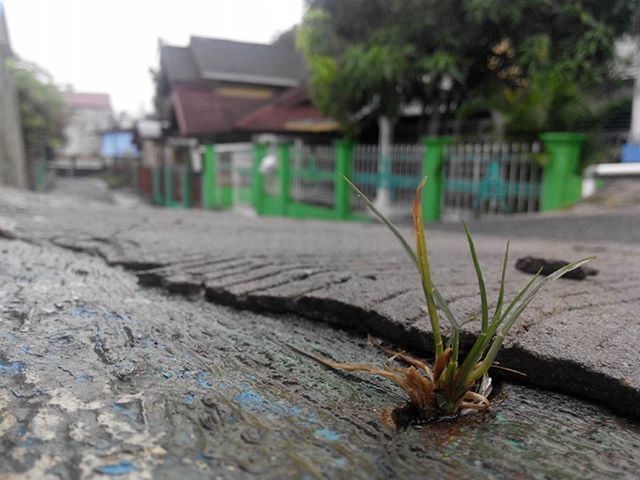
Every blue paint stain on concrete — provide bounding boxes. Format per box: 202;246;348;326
76;374;94;383
110;402;140;422
235;391;263;408
73;306;97;319
289;406;302;417
100;309;133;323
314;428;341;442
197;371;212;388
195;452;213;464
95;461;138;476
18;345;34;355
0;359;26;376
182;394;196;404
137;338;154;348
234;390;312;420
17;437;38;448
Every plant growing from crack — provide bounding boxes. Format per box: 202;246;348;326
296;177;593;419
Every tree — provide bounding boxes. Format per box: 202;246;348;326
459;0;638;134
7;59;67;187
297;1;445;210
299;0;637;211
299;0;638;137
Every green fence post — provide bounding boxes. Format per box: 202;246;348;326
164;163;174;207
181;165;191;208
421;136;452;223
36;156;47;192
277;142;291;216
202;144;217;209
252;143;267;215
152;166;163;205
540;132;586;211
335;139;354;219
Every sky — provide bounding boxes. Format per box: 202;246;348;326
2;0;305;115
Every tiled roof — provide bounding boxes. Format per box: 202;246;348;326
161;46;200;84
189;36;307;86
236;86;339;133
158;36;332;136
63;92;111;109
171;85;268;136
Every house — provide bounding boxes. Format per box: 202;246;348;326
0;1;27;188
57;91;113;172
157;36;307;140
150;36;339;171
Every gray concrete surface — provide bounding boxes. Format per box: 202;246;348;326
431;178;640;243
0;178;638;426
2;223;640;478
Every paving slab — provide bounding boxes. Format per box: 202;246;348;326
2;239;640;478
0;181;639;421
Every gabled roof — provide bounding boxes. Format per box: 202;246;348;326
189;36;307;87
63;92;111;109
158;35;334;136
161;46;200;84
236;85;339;133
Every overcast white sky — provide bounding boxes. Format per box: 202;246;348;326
2;0;305;115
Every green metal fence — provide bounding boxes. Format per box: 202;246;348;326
442;142;543;218
351;144;424;216
137;134;584;222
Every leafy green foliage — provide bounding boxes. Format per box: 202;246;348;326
297;7;415;136
7;59;67;162
299;0;637;136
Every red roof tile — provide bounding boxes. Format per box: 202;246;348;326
171;85;267;136
235;86;338;133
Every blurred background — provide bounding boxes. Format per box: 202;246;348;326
1;0;639;221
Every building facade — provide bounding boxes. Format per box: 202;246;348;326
0;1;27;188
57;92;113;170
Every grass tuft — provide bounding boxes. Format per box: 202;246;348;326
296;177;594;420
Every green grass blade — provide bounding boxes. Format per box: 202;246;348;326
452;264;542;396
462;222;488;333
492;241;509;323
344;176;418;268
473;256;595;381
493;267;542;330
412;177;443;358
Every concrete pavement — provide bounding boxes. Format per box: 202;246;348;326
0;179;638;420
0;178;640;478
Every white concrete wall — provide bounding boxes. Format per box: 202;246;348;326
59;107;112;160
